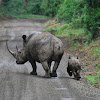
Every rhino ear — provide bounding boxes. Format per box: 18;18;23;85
22;35;27;47
76;56;78;59
69;55;71;59
22;35;27;41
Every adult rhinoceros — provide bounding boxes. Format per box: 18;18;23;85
6;32;64;78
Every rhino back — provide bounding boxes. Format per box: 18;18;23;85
25;32;64;62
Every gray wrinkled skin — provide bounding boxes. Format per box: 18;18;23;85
67;56;81;80
7;32;64;78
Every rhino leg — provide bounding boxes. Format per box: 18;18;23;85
30;61;37;75
51;61;60;77
73;69;81;80
67;67;72;76
48;61;52;69
41;61;51;78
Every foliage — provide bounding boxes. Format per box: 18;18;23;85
57;0;85;23
43;27;56;32
41;0;62;17
95;63;100;69
25;0;43;15
0;0;100;40
85;63;100;84
85;75;100;84
12;14;47;19
1;0;43;15
45;20;85;37
85;0;100;39
1;0;25;14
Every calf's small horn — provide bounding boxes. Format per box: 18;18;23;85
16;45;19;53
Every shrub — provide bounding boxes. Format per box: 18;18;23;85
41;0;62;17
1;0;43;15
85;0;100;39
57;0;85;23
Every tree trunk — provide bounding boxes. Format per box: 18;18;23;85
24;0;27;6
0;0;2;6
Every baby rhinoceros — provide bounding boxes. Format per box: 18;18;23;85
67;56;81;80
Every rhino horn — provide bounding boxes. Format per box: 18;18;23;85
16;45;19;53
6;41;17;58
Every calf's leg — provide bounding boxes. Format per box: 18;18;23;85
67;67;72;76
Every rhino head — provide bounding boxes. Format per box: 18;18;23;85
6;40;28;64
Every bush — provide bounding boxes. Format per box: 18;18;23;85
41;0;62;17
1;0;43;15
25;0;43;15
57;0;85;23
85;0;100;39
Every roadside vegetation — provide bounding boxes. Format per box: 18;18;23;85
0;0;100;86
44;18;100;86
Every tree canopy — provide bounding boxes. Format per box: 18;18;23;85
0;0;100;39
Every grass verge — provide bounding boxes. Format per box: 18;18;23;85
85;75;100;84
12;14;47;19
0;14;47;19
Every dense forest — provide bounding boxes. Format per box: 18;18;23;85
0;0;100;40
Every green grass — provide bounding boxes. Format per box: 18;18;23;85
85;76;97;83
12;14;47;19
89;47;100;56
85;75;100;84
95;63;100;69
84;63;100;84
43;27;56;32
88;38;100;57
0;13;48;19
44;23;85;37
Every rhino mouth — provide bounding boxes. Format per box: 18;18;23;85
74;76;81;80
16;61;25;64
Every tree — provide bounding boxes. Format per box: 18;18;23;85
24;0;27;6
85;0;100;39
41;0;62;17
0;0;2;6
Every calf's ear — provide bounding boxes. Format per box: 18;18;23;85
76;56;78;59
69;55;71;59
22;35;27;41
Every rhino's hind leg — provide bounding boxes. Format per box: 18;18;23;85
30;71;37;75
30;61;37;75
51;61;60;77
41;61;51;78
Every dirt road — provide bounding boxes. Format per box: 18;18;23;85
0;18;100;100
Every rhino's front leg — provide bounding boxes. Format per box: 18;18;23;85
41;61;51;78
29;61;37;75
73;70;81;80
67;67;72;76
